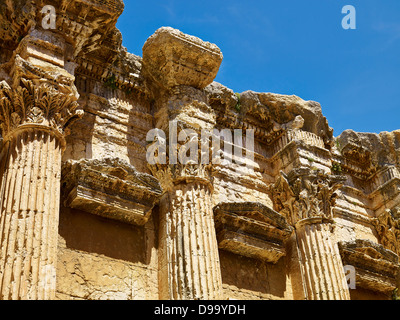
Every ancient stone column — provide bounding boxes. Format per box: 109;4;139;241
295;219;350;300
154;164;223;300
0;79;82;300
147;88;224;300
148;89;224;299
142;28;224;300
271;168;351;300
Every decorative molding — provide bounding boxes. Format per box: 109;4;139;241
371;210;400;256
339;240;399;294
340;142;372;167
270;168;346;226
213;202;293;263
61;158;162;226
0;79;83;140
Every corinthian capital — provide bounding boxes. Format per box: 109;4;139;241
270;168;345;226
149;163;213;193
372;210;400;256
0;79;83;140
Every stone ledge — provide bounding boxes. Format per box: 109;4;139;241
339;240;399;294
214;202;293;263
61;158;162;226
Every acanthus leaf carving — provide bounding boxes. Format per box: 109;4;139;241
149;162;213;193
0;78;83;138
270;168;345;226
372;209;400;256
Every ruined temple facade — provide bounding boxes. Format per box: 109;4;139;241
0;1;399;301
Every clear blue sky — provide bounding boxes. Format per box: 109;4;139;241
116;1;400;136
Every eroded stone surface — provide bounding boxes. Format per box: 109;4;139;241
142;27;223;91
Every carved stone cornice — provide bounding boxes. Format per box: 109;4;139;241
270;168;346;227
0;79;83;141
0;1;124;59
61;158;162;226
339;240;399;294
331;152;376;182
57;4;124;58
340;142;372;167
213;202;293;263
372;210;400;256
75;53;147;96
0;1;35;51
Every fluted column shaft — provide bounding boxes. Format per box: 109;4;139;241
159;181;223;300
271;169;351;300
296;219;350;300
0;127;64;300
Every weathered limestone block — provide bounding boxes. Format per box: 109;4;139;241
142;27;223;91
219;249;292;300
49;0;125;58
337;129;400;168
153;85;216;132
204;82;239;111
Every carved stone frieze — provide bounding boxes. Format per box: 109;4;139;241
340;142;372;166
0;0;125;59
